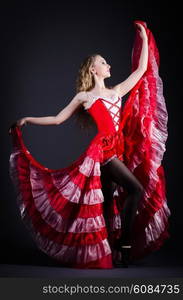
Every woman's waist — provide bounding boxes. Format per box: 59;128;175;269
96;128;123;137
93;130;124;146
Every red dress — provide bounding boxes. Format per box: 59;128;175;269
9;21;171;269
83;91;125;166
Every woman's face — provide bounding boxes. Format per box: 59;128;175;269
90;56;111;78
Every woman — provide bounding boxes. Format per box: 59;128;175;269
8;21;170;269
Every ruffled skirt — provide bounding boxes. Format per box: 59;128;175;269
9;126;170;268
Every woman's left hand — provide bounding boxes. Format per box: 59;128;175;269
8;117;28;134
16;117;28;127
135;22;147;40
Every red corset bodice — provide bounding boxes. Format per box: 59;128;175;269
83;94;124;163
84;94;122;134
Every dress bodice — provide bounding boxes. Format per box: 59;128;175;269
83;91;122;133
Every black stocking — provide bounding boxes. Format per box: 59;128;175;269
100;157;144;245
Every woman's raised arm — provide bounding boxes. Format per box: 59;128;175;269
113;23;148;98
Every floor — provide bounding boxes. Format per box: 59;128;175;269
0;247;183;279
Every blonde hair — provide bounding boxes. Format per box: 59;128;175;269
74;54;113;134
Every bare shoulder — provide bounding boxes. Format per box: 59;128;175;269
108;87;121;99
75;91;87;105
110;86;118;92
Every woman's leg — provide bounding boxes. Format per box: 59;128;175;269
100;168;115;228
101;157;145;245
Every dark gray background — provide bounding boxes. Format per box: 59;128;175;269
0;0;182;268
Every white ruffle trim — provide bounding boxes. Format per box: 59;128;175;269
145;200;171;245
83;92;120;110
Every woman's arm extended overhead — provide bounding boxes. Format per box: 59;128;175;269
113;23;148;98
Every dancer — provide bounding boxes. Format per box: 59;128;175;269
8;21;170;268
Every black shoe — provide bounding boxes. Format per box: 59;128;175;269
114;240;132;268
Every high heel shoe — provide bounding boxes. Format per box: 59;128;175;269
120;245;132;268
114;240;132;268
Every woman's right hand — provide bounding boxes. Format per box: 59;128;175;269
135;22;147;40
8;117;28;134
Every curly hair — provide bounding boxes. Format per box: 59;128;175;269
74;53;112;134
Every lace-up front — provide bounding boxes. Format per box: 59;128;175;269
83;92;122;131
101;97;121;131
